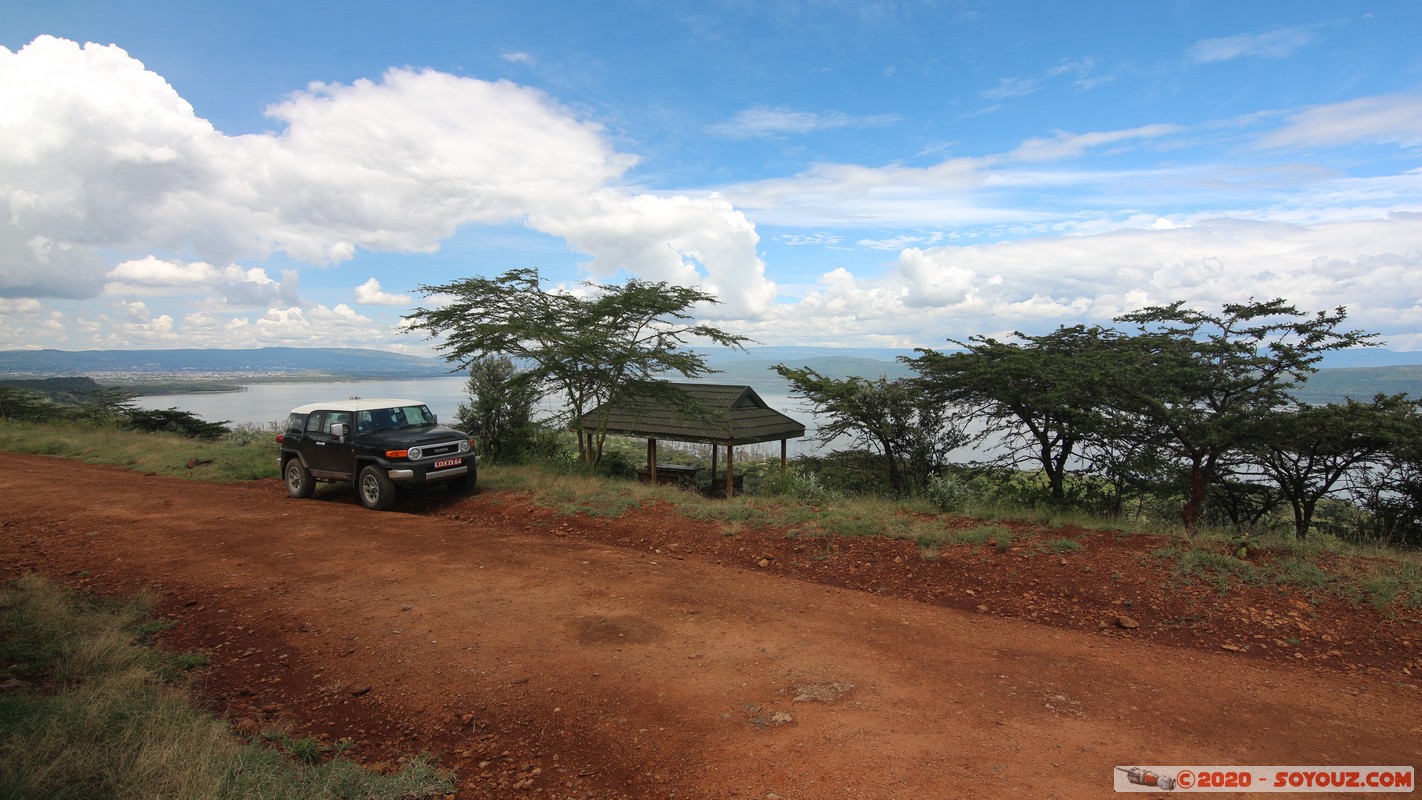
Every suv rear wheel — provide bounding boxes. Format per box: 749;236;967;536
285;459;315;499
358;465;397;511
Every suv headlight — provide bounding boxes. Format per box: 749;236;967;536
458;439;470;454
407;446;423;461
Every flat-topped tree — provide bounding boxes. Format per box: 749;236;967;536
1111;299;1376;534
908;325;1119;505
404;268;750;465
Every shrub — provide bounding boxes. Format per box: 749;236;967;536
924;472;973;512
756;465;842;504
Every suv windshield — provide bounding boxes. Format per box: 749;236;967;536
355;405;436;433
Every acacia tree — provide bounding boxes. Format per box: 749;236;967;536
404;268;749;464
1110;299;1375;533
909;325;1118;505
773;365;963;496
1351;412;1422;548
1251;395;1420;539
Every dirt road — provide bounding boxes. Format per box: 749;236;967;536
0;452;1417;798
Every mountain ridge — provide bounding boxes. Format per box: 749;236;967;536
1;346;1419;401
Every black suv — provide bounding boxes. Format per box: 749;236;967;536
277;398;477;510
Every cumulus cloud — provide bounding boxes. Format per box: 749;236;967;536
733;214;1422;348
1188;25;1319;64
532;190;775;317
0;36;775;317
104;256;300;307
354;278;411;305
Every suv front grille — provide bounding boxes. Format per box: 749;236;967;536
418;441;463;459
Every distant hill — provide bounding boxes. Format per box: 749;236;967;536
0;347;452;380
1;345;1417;402
712;346;1422;403
1292;365;1422;404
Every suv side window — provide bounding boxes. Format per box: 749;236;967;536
284;413;307;433
305;412;324;433
324;412;351;435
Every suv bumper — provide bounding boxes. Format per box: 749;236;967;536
386;456;478;483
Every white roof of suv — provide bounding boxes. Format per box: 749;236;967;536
289;399;426;414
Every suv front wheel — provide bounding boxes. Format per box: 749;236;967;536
448;467;477;495
358;465;397;511
285;459;315;499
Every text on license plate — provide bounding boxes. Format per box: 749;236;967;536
434;458;463;469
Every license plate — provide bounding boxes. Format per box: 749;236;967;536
434;458;462;469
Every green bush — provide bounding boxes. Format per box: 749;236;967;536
924;472;973;512
756;465;842;504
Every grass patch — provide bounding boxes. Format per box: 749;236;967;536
1046;539;1083;554
0;574;453;799
0;420;275;482
954;524;1014;552
1154;545;1260;594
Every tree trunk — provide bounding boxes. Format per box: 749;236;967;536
1294;497;1316;540
1182;455;1206;534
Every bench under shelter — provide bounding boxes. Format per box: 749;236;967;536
576;382;806;497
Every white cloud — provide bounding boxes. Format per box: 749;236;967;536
103;256;300;307
858;232;943;250
1008;124;1183;162
531;190;776;317
1257;93;1422;150
710;106;899;139
1188;25;1319;64
982;76;1041;100
354;278;411;305
982;57;1107;101
0;298;42;315
732;214;1422;348
0;36;775;318
780;232;844;247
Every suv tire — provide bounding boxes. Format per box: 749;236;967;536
448;467;477;495
358;464;397;511
285;459;316;499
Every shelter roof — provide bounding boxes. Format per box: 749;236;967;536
578;383;805;446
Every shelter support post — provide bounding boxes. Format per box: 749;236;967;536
726;444;734;498
647;438;658;485
781;439;788;473
710;444;718;493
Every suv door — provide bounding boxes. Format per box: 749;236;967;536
302;410;355;478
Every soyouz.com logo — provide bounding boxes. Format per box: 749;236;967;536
1114;766;1414;793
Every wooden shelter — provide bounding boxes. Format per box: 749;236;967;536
576;383;806;497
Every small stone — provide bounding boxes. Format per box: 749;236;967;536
1116;615;1140;629
757;558;771;568
350;685;371;697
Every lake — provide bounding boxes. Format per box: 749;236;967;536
134;377;826;456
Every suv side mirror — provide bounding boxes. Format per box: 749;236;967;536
331;422;346;439
430;413;438;424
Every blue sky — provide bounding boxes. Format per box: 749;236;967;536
2;1;1420;355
